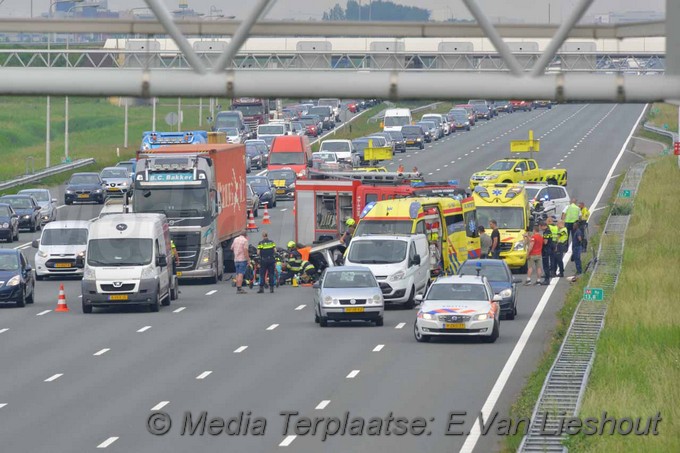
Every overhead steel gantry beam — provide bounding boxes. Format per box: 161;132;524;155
0;0;673;102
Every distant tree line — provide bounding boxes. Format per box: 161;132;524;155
322;1;431;22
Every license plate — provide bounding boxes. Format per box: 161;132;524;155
108;187;119;191
273;179;285;187
344;307;364;313
108;294;129;301
176;272;182;277
276;189;285;194
444;323;465;329
55;263;72;268
77;194;89;199
406;140;415;144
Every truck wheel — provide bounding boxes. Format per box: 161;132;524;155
82;300;93;313
414;322;431;342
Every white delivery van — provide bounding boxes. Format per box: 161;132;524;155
318;139;353;162
344;234;429;308
32;221;90;280
382;108;412;132
80;213;178;313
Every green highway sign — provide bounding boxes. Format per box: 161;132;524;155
583;288;604;301
619;189;632;198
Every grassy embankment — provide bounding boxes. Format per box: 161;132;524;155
638;102;678;147
563;156;679;452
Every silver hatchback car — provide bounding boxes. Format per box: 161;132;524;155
314;266;384;327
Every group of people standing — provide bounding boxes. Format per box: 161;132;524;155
477;198;590;285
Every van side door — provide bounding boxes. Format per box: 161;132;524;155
155;238;169;295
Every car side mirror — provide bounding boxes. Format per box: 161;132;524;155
312;282;320;289
25;265;32;272
492;294;502;302
514;167;523;172
32;239;39;248
156;254;168;268
415;294;423;302
411;254;421;266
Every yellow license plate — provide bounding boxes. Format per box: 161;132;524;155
406;140;415;144
77;194;89;198
273;179;285;187
344;307;364;313
444;323;465;329
108;187;120;191
176;272;182;277
276;189;285;194
55;263;72;268
108;294;129;301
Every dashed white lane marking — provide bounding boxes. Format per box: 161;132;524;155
0;328;8;334
279;435;297;447
457;157;463;160
0;403;6;409
234;346;248;353
151;401;169;411
44;373;63;382
444;164;449;168
436;168;440;172
266;324;279;331
93;348;110;356
280;208;287;212
196;371;213;380
294;304;306;310
373;344;385;352
36;310;51;316
173;307;186;313
315;400;331;410
346;370;360;379
137;326;152;333
395;323;406;329
428;172;433;176
206;290;217;296
96;437;119;449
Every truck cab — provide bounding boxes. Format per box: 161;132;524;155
81;213;178;313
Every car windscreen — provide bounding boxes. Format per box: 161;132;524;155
2;197;32;209
269;152;305;165
387;131;404;140
41;228;88;246
417;122;435;130
525;187;540;200
0;206;11;216
291;122;304;130
384;116;411;127
309;107;331;117
401;126;422;135
246;145;261;157
233;105;263;116
320;142;350;152
20;190;49;202
354;220;413;236
214;114;240;129
451;111;468;120
247;177;270;189
70;175;100;185
427;283;488;301
486;161;515;171
0;254;19;271
267;170;295;182
323;270;377;288
476;207;526;230
459;263;509;281
258;125;285;135
313;153;336;162
421;116;442;124
133;187;209;217
87;238;153;266
220;127;239;136
101;169;128;179
348;239;407;264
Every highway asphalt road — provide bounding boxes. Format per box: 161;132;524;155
0;103;647;453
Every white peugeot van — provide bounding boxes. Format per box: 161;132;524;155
344;234;429;308
32;221;90;280
382;108;412;132
80;213;178;313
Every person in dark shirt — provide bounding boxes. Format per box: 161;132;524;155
571;220;584;277
257;232;277;293
540;221;552;285
489;220;501;259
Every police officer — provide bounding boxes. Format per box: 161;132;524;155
546;215;559;278
257;232;277;294
280;241;303;284
340;218;356;246
555;219;569;278
539;221;552;285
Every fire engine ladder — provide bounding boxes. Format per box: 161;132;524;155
307;170;422;184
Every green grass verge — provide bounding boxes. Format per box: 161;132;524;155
563;156;680;453
646;102;678;133
502;172;626;452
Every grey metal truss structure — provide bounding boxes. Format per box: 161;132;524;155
0;0;676;102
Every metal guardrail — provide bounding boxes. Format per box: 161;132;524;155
643;122;679;141
0;158;96;192
518;161;648;453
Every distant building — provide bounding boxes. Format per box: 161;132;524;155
590;10;664;24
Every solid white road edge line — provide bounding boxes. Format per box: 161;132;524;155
315;400;331;410
459;104;647;453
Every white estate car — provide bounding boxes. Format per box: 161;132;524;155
414;274;501;343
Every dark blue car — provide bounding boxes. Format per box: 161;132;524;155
0;203;20;243
64;172;105;205
0;249;35;307
0;195;41;232
458;259;520;319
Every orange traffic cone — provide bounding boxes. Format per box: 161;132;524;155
262;203;271;225
247;210;258;231
55;283;69;312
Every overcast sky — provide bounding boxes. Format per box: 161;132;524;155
1;0;666;22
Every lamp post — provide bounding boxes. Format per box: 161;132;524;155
46;0;83;167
